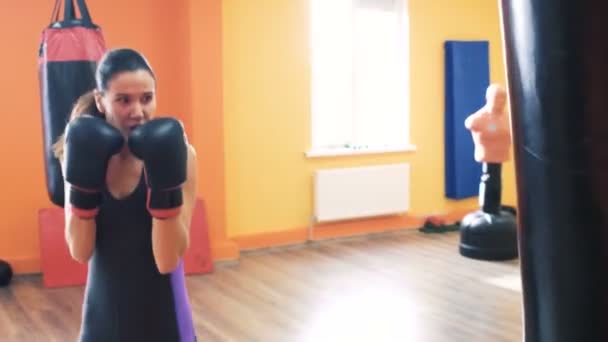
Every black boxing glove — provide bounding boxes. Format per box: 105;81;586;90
128;117;187;219
64;116;124;218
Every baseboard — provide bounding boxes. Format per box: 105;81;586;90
232;228;308;250
6;240;240;276
233;208;475;251
311;214;425;240
210;239;240;261
8;209;476;275
3;256;40;275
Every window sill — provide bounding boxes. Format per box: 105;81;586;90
305;144;417;158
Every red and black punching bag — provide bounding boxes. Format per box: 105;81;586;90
38;0;106;207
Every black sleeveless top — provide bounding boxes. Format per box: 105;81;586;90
79;172;196;342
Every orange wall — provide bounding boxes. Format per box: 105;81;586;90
0;0;227;273
187;0;239;259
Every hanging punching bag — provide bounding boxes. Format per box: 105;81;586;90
499;1;608;341
38;0;106;207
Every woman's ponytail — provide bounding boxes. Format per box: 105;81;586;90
52;90;105;161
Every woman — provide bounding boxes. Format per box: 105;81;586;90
53;48;198;342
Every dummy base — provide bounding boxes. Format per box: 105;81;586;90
459;209;518;261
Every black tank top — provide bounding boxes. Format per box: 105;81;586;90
79;171;196;342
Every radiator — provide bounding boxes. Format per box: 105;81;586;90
313;163;411;223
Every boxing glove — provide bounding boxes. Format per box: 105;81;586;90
64;115;125;218
128;117;187;219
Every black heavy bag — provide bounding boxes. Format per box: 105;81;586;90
500;1;608;341
38;0;106;207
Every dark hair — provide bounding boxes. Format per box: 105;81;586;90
53;48;155;160
96;48;155;92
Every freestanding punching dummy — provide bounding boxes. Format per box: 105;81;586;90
38;0;106;206
500;1;608;341
459;84;518;261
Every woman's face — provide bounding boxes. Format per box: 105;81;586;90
95;69;156;136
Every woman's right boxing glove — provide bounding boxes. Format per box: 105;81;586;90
64;116;124;218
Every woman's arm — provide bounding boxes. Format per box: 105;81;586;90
63;169;97;263
151;144;198;274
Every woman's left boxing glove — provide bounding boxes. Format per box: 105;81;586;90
128;117;187;219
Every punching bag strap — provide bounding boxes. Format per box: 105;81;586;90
50;0;62;24
73;0;94;26
49;0;98;29
63;0;76;21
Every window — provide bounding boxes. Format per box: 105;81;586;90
308;0;412;157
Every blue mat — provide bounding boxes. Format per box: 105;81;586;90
444;40;489;199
